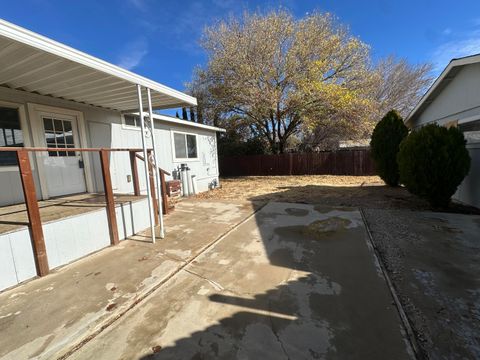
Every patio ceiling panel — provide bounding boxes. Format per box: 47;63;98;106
0;19;196;111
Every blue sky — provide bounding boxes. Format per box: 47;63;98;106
2;0;480;95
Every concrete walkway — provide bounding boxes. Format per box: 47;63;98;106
69;202;413;359
0;200;258;360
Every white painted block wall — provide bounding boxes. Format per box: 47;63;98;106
0;197;149;291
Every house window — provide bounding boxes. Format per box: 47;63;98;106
0;107;23;166
459;119;480;144
124;114;141;128
43;118;76;157
123;114;151;128
173;132;197;160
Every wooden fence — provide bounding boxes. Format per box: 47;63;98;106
219;149;376;177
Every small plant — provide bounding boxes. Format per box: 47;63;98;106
397;123;471;207
370;110;408;186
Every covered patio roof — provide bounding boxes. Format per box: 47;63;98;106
0;19;197;111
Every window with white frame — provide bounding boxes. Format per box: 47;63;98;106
173;132;197;160
0;107;23;166
123;114;143;128
459;119;480;144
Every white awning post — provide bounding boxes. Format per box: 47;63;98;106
136;84;156;244
147;87;165;239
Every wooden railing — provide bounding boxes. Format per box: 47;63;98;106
0;147;168;278
131;151;171;215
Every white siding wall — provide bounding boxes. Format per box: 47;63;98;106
153;122;219;193
411;64;480;208
0;87;219;206
0;197;149;291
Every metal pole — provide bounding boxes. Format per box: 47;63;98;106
147;88;165;239
136;84;156;244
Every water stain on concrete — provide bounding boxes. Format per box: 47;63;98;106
285;208;309;217
275;217;352;242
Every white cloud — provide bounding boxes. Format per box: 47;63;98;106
431;29;480;73
442;28;452;35
116;38;148;70
128;0;147;12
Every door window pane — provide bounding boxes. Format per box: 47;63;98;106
44;118;76;157
174;133;187;158
0;107;23;166
43;118;53;131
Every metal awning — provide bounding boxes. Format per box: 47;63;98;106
0;19;197;111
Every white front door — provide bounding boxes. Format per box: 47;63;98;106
39;113;86;197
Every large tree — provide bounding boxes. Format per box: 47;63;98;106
190;10;377;154
374;56;433;118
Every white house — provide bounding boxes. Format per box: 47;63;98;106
0;19;224;291
406;54;480;209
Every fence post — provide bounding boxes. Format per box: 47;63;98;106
129;150;140;196
289;153;293;175
99;150;119;246
17;150;49;276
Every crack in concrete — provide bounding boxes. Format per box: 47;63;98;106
182;268;225;292
268;299;291;360
58;203;267;359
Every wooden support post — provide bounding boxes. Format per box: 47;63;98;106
129;150;140;196
17;150;49;276
99;150;119;245
160;170;168;215
147;150;159;225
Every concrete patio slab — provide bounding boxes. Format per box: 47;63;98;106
70;202;413;359
0;200;257;360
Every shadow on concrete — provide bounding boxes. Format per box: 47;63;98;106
138;192;413;359
243;184;480;214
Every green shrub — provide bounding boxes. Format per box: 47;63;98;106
370;110;408;186
397;123;471;207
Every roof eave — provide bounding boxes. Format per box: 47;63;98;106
0;19;197;108
405;54;480;126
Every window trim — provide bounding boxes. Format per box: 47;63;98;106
458;115;480;145
171;130;199;162
121;113;153;130
0;100;32;172
121;113;142;131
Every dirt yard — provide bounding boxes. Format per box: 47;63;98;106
196;175;479;214
194;176;480;359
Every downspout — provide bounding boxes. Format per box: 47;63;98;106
146;88;165;239
136;84;156;244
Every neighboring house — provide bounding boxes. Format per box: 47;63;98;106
338;139;370;149
406;54;480;208
0;19;224;291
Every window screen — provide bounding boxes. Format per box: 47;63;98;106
174;132;187;158
186;134;197;158
43;118;76;157
0;107;23;166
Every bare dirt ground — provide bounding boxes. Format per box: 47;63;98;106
194;176;480;359
196;175;479;214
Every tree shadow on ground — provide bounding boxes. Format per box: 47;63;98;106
245;184;480;214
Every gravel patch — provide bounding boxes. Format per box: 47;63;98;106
363;208;480;359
